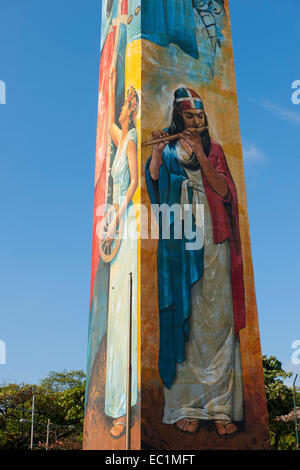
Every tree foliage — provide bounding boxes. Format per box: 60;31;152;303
1;359;299;450
40;370;85;393
263;355;297;450
0;370;86;450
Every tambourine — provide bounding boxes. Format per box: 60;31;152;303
99;205;124;263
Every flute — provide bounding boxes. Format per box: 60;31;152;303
141;126;208;148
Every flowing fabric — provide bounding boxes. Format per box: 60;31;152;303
145;150;204;389
138;0;199;58
145;139;246;389
162;142;244;424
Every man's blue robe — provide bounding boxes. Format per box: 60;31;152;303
145;146;204;388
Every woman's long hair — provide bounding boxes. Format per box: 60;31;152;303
106;0;114;17
127;86;139;131
166;103;211;158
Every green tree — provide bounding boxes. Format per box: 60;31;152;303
55;382;85;428
40;370;85;393
0;370;86;450
0;383;35;449
263;355;295;450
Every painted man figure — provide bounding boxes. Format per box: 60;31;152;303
145;88;246;438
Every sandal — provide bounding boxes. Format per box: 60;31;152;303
174;418;200;435
215;420;238;439
109;419;126;440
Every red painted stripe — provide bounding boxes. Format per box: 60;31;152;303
90;28;116;306
121;0;128;15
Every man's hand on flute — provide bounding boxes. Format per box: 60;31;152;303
149;130;170;180
180;128;205;158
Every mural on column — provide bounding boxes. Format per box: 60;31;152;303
84;0;141;449
145;89;245;437
84;0;269;451
141;0;269;449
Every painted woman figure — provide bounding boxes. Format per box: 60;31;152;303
104;65;139;439
145;88;246;438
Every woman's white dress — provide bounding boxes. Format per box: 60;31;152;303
104;128;138;419
162;141;244;424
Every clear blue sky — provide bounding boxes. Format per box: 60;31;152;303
0;0;299;385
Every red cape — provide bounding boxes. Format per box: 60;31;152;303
201;140;246;336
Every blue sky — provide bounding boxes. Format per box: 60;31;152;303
0;0;299;385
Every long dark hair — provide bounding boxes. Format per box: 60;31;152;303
106;0;114;17
127;86;139;131
166;104;211;158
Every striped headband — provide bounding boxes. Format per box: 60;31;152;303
174;87;204;110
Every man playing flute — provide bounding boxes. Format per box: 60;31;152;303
145;87;246;438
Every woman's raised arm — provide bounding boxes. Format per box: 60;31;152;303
108;66;121;147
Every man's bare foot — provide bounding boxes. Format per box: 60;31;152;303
215;420;238;438
174;418;200;434
224;422;238;435
110;417;126;439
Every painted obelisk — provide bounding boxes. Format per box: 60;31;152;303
84;0;270;450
